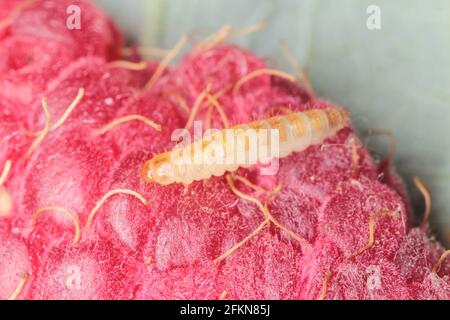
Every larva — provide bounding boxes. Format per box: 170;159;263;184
142;108;350;185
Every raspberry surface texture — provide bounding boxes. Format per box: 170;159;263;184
0;0;448;300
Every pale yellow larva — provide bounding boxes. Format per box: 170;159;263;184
142;108;350;185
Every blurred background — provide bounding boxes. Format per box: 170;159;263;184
94;0;450;244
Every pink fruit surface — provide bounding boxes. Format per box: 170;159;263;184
26;237;138;300
0;35;79;105
12;129;116;233
0;0;123;105
0;98;30;165
160;44;312;128
100;90;184;154
0;0;448;301
0;228;31;300
28;57;137;132
166;45;267;100
1;0;122;59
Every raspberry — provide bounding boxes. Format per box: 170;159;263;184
0;0;123;105
2;0;122;59
17;131;115;220
26;238;137;300
0;0;448;300
0;35;79;105
0;230;31;300
28;57;136;132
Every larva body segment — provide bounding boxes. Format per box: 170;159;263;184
142;108;350;185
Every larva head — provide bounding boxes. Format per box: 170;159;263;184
141;153;175;185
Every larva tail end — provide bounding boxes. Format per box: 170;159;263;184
339;107;351;125
324;107;351;129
